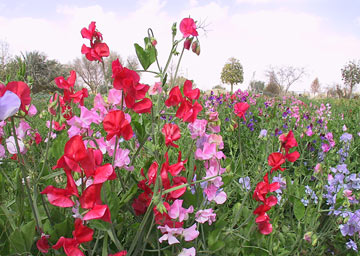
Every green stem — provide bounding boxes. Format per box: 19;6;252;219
10;117;42;233
238;118;244;175
37;113;53;182
171;46;185;88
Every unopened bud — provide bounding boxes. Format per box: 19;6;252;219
171;22;177;37
184;38;193;50
192;41;200;56
151;37;157;47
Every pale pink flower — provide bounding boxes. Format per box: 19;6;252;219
182;224;199;242
67;126;82;138
158;225;183;245
343;125;347;131
0;144;5;159
314;163;321;174
17;120;31;139
114;148;134;171
305;128;313;137
67;106;101;129
168;200;194;222
178;247;196;256
208;134;224;149
204;184;227;204
6;136;25;154
149;82;162;95
195;209;216;225
188;119;207;139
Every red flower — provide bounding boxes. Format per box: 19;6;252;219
162;123;181;148
180;18;199;38
253;173;280;203
35;132;42;144
79;184;103;209
40;186;75;207
234;102;250;120
73;219;94;243
109;251;127;256
103;110;133;141
55;70;76;90
132;97;152;114
279;130;300;162
83;204;111;222
36;234;50;253
4;81;31;113
70;88;89;106
53;237;84;256
176;99;202;123
267;152;286;173
258;220;273;235
81;21;103;41
183;80;200;100
165;86;183;107
93;163;117;184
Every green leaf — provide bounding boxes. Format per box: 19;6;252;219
134;39;156;71
132;121;146;145
209;240;225;252
293;199;305;221
9;228;27;253
90;220;110;231
20;220;35;252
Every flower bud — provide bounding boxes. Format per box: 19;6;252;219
184;38;193;50
191;41;200;56
151;37;157;47
172;22;177;37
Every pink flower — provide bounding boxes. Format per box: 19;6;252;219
180;18;198;38
195;209;216;225
195;143;225;160
168;200;194;222
6;136;25;154
108;89;123;105
321;143;330;153
158;225;183;245
314;163;321;174
204;184;227;204
149;82;162;95
305;128;313;137
187;119;207;139
114;148;133;171
28;104;37;117
178;247;196;256
182;224;199;242
0;144;5;159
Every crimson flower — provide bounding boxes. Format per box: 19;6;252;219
165;86;183;107
73;219;94;243
55;70;76;90
103;110;133;141
180;17;199;38
36;234;50;253
268;152;286;173
279;130;300;162
176;99;202;123
162;123;181;148
183;80;200;100
81;21;109;62
258;220;273;235
70;88;89;106
253;173;280;203
40;186;75;208
81;21;103;41
234;102;250;120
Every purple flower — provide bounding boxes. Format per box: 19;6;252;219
340;133;353;143
238;177;251;191
346;239;358;252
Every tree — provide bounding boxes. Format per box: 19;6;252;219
220;57;244;93
249;80;265;93
21;51;69;93
341;60;360;98
212;85;226;90
265;66;306;94
264;73;281;96
310;78;320;96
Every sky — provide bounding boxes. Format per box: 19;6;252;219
0;0;360;92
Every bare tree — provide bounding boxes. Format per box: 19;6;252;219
0;40;10;66
72;56;104;94
265;66;306;94
310;77;320;96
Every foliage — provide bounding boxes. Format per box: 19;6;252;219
310;77;320;96
341;60;360;98
249;80;265;93
220;57;244;93
266;66;306;94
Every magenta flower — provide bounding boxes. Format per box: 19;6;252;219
188;119;207;139
158;225;183;245
108;89;123;105
195;143;225;160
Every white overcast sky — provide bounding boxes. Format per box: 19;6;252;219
1;0;360;92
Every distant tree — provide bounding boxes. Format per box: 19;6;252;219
249;80;265;93
22;51;69;93
212;85;226;90
126;55;140;71
341;60;360;98
310;78;320;96
220;57;244;93
265;66;306;94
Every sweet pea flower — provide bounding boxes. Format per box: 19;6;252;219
204;184;227;204
343;125;347;131
179;18;198;38
258;129;267;138
149;82;162;95
158;225;183;245
182;224;200;241
188;119;207;139
0;90;21;120
107;88;123;105
168;200;194;222
178;247;196;256
0;144;5;160
6;136;25;154
195;143;225;160
28;104;37;117
114;148;134;171
195;209;216;225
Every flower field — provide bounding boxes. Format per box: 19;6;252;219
1;18;360;256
